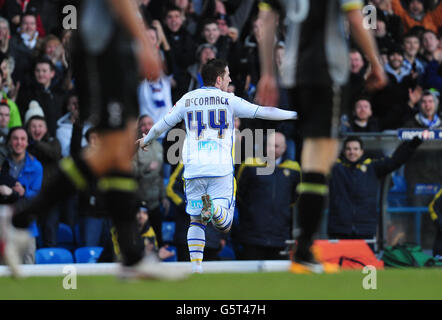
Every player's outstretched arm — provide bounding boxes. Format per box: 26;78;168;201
255;2;279;106
136;119;171;151
255;106;297;121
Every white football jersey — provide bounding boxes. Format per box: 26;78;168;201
163;87;260;179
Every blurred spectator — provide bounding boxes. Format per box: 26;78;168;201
25;103;61;248
403;31;426;77
137;0;154;25
199;18;241;65
99;201;175;262
187;43;217;91
421;29;440;63
327;136;421;241
5;126;43;263
422;33;442;92
16;57;66;136
138;21;174;130
342;98;381;133
0;17;11;54
172;0;200;37
38;34;69;89
0;53;20;102
404;89;441;128
404;89;442;206
166;161;228;262
346;49;368;114
3;0;45;35
371;1;404;45
56;93;90;158
136;201;175;260
242;15;263;100
391;0;442;33
0;101;9;146
8;12;41;84
372;46;416;129
163;4;197;102
133;114;169;247
236;132;301;260
429;189;442;259
373;9;399;56
0;65;21;127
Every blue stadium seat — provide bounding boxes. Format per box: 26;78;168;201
57;223;75;250
162;221;176;243
35;248;74;264
163;245;177;262
74;247;103;263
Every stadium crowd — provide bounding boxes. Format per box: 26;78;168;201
0;0;441;264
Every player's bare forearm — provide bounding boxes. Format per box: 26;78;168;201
256;7;279;106
255;107;298;120
258;7;277;77
107;0;146;40
347;9;387;90
107;0;162;80
346;9;381;69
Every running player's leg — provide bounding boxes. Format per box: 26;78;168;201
205;174;235;233
185;178;208;273
290;85;340;274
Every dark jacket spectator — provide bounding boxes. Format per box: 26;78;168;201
8;12;42;85
163;4;197;102
423;59;442;93
25;110;62;248
372;46;417;129
236;132;301;259
16;58;66;137
328;136;422;238
341;98;381;133
3;0;45;36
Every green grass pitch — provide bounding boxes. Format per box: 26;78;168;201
0;268;441;300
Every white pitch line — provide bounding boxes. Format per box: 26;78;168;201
0;260;291;277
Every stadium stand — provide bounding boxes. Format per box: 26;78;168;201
35;248;74;264
74;247;103;263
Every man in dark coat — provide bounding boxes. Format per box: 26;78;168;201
327;136;422;240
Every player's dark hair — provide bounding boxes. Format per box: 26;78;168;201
201;59;227;87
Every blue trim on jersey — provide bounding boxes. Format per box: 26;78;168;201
163;117;172;127
189;250;204;254
253;106;260;118
184;173;233;180
212;197;231;209
201;86;220;90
